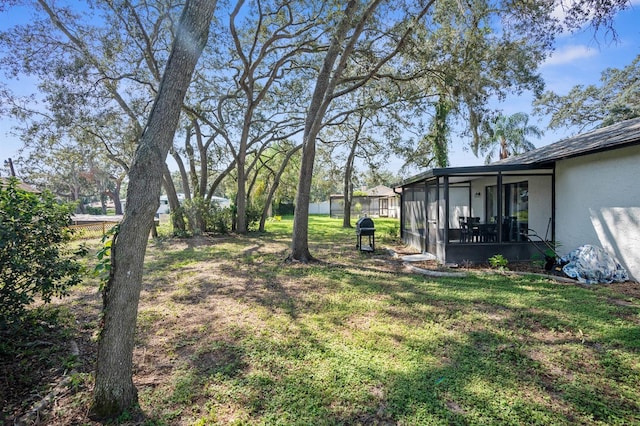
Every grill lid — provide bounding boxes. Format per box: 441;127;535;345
356;217;375;230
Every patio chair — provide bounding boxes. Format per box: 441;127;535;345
469;217;481;242
481;223;498;242
459;220;470;243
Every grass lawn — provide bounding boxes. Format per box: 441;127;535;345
4;215;640;425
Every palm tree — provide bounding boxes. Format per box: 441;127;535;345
479;112;543;163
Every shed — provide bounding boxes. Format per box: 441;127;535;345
329;185;399;218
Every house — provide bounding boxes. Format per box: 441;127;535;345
395;117;640;281
329;185;399;218
0;177;39;193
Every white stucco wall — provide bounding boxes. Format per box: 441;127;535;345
527;175;553;238
555;144;640;281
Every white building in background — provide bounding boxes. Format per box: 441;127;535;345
122;193;231;217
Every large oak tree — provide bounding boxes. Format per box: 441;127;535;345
90;0;217;418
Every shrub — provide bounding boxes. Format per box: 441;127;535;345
488;254;509;270
207;202;233;233
245;203;262;232
0;179;86;326
85;205;104;215
182;196;233;234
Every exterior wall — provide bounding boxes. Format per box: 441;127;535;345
555;144;640;281
330;195;399;218
527;175;553;238
448;186;471;227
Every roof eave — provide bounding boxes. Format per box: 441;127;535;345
396;162;553;188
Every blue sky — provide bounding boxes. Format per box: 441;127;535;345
446;2;640;167
1;3;639;177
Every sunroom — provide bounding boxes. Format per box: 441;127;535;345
397;164;554;265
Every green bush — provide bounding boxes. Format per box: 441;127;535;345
85;205;104;215
245;203;262;232
488;254;509;270
0;178;86;326
182;196;233;234
209;202;233;233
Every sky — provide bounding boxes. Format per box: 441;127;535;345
445;2;640;168
0;2;639;177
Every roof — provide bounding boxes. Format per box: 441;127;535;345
365;185;395;197
496;116;640;166
397;117;640;188
0;177;39;193
330;185;397;198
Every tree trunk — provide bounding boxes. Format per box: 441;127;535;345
289;0;432;260
259;144;302;231
343;118;362;228
206;158;236;201
162;164;187;233
500;135;509;159
193;120;209;198
171;146;191;199
236;156;247;232
90;0;215;419
110;178;123;215
235;126;249;233
99;193;106;214
290;1;362;261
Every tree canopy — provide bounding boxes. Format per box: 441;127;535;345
479;112;543;163
534;54;640;131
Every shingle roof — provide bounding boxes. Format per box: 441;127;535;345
0;177;39;193
366;185;395;196
495;117;640;166
396;117;640;188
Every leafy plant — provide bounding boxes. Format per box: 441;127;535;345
182;197;234;235
94;224;119;290
0;179;87;325
531;254;546;269
488;253;509;270
245;203;262;232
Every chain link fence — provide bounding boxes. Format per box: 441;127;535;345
68;221;119;240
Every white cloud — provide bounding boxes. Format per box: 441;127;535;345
543;44;598;66
550;0;639;35
551;0;571;22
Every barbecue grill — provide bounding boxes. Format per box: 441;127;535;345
356;217;375;252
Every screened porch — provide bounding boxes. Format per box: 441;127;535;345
399;165;555;265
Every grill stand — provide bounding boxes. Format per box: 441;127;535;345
356;229;375;252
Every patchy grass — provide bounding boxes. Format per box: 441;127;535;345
4;215;640;425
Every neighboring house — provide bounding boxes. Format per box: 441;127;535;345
0;177;39;193
329;185;399;219
395;117;640;281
